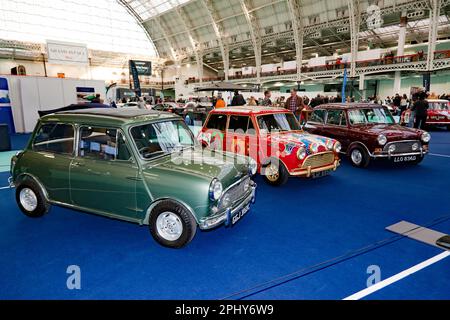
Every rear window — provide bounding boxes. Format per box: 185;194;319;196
33;123;74;155
206;114;227;131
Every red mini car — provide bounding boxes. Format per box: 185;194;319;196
197;106;341;186
304;103;430;167
426;99;450;130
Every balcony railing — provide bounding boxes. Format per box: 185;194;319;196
184;50;450;84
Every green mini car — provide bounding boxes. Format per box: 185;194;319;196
10;108;257;248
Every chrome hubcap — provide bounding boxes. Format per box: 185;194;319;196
351;149;363;165
19;188;38;212
156;212;183;241
266;163;280;182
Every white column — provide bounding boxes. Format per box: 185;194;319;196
394;11;407;94
359;73;366;101
427;0;440;71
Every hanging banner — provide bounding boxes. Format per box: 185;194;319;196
130;60;152;76
46;40;89;65
0;77;16;133
129;60;142;97
341;66;348;103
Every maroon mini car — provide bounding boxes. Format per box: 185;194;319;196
304;103;431;168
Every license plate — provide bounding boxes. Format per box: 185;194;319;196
393;155;417;162
311;170;331;179
231;204;250;225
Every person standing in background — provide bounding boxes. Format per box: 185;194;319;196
399;94;408;117
412;92;429;129
261;90;272;106
231;90;246;106
248;96;257;106
215;93;226;108
285;89;303;119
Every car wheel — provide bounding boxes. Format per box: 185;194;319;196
447;125;450;131
149;200;197;249
15;180;49;218
411;155;424;165
262;160;289;186
349;146;370;168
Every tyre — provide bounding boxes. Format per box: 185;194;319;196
15;180;50;218
410;155;424;165
262;159;289;186
149;200;197;249
348;146;370;168
447;125;450;131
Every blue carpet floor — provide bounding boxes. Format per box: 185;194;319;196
0;132;449;299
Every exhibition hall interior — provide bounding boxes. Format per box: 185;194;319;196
1;0;450;301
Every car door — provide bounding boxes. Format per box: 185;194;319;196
202;113;228;151
226;115;252;156
29;122;75;203
70;126;140;219
322;109;350;148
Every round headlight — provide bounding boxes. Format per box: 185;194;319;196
333;141;342;153
326;139;334;150
209;179;223;201
297;146;307;160
309;143;318;154
388;144;396;153
377;134;387;146
243;177;251;192
421;132;431;143
248;158;257;176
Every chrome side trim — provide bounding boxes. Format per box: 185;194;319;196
49;200;141;224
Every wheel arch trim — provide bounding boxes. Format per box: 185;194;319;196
142;197;199;226
15;173;50;201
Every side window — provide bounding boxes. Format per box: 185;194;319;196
310;109;326;123
33;123;74;155
116;132;132;161
247;117;256;135
205;114;228;131
79;127;130;161
228;115;250;133
327;110;345;126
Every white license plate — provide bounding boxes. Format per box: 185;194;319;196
393;155;417;162
311;170;331;179
232;204;250;225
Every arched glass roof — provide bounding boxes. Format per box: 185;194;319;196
0;0;157;56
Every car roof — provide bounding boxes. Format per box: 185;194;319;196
315;103;385;110
40;108;178;126
211;105;289;115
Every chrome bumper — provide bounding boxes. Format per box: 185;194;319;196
290;159;340;177
372;149;428;159
8;177;14;188
199;182;257;230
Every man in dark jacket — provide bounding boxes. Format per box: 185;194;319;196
411;92;429;129
231;90;246;106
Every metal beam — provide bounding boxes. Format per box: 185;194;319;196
427;0;441;70
171;1;204;82
201;0;229;80
347;0;360;78
286;0;304;82
153;16;178;61
239;0;262;84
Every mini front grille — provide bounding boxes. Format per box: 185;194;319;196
217;176;251;211
301;152;334;169
384;140;421;153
